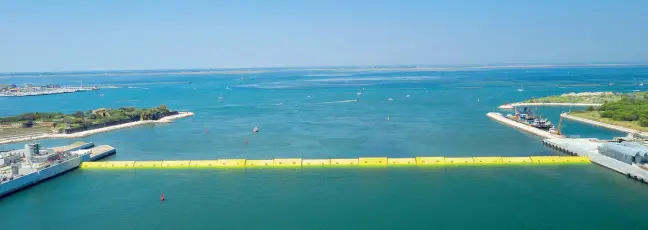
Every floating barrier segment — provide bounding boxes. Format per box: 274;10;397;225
80;156;591;169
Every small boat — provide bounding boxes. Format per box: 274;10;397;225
517;84;524;92
357;92;362;96
226;86;231;90
477;98;480;102
388;98;393;101
406;95;410;98
253;127;259;133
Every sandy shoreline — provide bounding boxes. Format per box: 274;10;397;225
560;113;648;136
0;112;194;145
498;102;602;109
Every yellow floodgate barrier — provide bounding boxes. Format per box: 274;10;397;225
81;156;590;169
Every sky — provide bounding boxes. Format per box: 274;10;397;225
1;0;647;72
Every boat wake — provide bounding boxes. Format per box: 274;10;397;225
319;99;357;104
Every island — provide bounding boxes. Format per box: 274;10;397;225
565;92;648;134
0;105;193;144
498;92;620;109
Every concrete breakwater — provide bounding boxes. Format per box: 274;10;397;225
498;102;602;109
80;156;591;169
486;112;564;139
561;113;648;136
543;138;648;184
0;112;194;145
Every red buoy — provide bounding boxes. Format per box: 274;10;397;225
161;193;165;201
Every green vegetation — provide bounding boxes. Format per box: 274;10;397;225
524;92;624;104
0;105;173;133
569;92;648;131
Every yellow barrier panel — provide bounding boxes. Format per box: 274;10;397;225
530;156;560;163
359;157;388;166
416;157;445;165
104;161;135;168
162;161;192;168
189;160;220;168
246;160;274;167
133;161;163;168
302;159;331;166
445;157;474;164
81;162;107;169
83;156;592;170
555;156;591;163
274;158;302;167
388;158;416;165
473;157;503;164
217;159;246;167
502;157;532;163
331;158;359;165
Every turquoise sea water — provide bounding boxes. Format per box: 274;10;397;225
1;66;648;229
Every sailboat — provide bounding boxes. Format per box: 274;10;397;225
517;84;524;92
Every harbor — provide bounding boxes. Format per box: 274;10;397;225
486;112;564;139
0;83;98;97
0;142;116;198
488;109;648;184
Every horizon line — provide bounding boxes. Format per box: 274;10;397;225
2;62;648;75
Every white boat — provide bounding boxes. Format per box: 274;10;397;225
517;84;524;92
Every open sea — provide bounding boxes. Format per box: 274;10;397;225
1;66;648;229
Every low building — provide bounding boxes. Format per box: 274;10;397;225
598;142;648;165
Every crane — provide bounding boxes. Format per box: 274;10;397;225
556;114;564;135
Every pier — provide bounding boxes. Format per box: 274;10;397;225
80;156;591;169
486;112;564;139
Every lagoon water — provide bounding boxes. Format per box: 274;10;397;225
1;66;648;229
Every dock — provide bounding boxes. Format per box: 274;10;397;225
543;138;648;184
486;112;564;139
50;141;95;152
88;145;116;161
80;156;591;169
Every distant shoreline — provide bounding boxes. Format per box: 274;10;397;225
3;63;647;76
0;112;194;145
